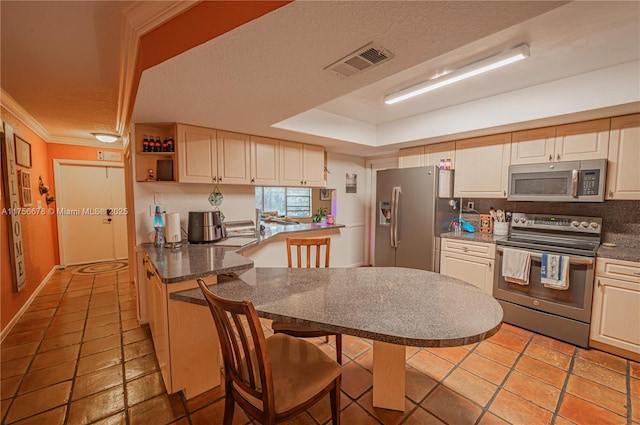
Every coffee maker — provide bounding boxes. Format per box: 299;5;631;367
187;211;224;243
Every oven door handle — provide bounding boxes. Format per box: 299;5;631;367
571;169;579;197
496;247;594;265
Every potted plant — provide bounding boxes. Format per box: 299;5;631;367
312;207;327;223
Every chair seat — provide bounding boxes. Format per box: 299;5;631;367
236;333;342;414
271;321;335;338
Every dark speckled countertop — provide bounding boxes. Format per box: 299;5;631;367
141;222;345;283
441;232;639;263
170;267;503;347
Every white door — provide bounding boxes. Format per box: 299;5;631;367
56;162;127;265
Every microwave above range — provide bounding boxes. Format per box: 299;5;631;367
507;158;607;202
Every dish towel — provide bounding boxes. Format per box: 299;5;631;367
541;253;570;290
502;248;531;285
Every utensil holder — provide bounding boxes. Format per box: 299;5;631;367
493;222;509;235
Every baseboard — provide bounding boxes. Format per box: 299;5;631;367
0;265;59;343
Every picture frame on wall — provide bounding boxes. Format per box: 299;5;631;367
320;188;331;201
15;135;32;168
17;170;32;207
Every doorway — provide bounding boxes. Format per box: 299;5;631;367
54;160;127;266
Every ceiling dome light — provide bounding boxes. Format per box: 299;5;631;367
93;133;119;143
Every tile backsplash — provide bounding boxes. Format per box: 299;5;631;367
461;199;640;249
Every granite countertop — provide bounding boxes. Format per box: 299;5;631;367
442;232;639;263
171;267;503;348
141;243;254;284
142;222;345;283
596;245;640;263
440;231;507;244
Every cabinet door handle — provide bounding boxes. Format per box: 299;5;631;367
219;177;222;183
142;258;148;265
300;180;304;185
597;279;601;287
548;154;552;161
608;189;613;198
304;180;307;185
213;176;217;182
503;190;506;197
146;270;154;279
557;153;561;161
251;178;255;183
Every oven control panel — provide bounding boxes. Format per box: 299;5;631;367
511;213;602;234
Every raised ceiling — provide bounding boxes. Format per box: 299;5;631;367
2;1;639;156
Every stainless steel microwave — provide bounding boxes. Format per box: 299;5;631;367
507;159;607;202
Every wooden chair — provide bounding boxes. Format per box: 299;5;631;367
197;278;341;425
271;237;343;364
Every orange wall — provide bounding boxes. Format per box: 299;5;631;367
1;108;123;331
1;109;57;331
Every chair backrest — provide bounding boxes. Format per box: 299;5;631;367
286;237;331;268
197;278;275;413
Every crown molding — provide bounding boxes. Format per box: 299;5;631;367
1;88;51;141
117;1;199;136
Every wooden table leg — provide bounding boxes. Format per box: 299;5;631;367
372;340;406;411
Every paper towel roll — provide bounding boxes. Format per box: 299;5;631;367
165;212;181;243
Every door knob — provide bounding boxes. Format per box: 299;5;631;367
146;270;154;279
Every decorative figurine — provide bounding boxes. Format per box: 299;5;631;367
147;169;155;181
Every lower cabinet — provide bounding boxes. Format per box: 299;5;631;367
439;238;495;295
143;253;221;398
590;257;640;361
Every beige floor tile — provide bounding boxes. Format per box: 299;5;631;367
39;331;83;353
76;347;122;376
423;385;483;424
80;334;121;358
4;381;71;424
572;358;626;393
407;349;455;382
128;393;185;425
558;393;627;425
489;389;553;425
443;367;497;407
341;361;373;399
515;356;568;388
126;372;165;406
525;342;572;370
18;360;76;395
576;348;628;374
67;385;125;425
566;374;628;417
72;364;124;401
503;370;561;411
1;342;39;362
29;344;79;372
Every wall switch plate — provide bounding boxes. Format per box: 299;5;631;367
466;201;475;210
97;151;104;160
36;200;42;208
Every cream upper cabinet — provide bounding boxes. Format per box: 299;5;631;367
553;118;610;162
454;134;511;198
250;136;279;185
216;130;251;185
606;114;640;200
303;144;326;187
177;124;217;184
590;257;640;360
279;140;325;187
398;146;424;168
279;140;304;186
511;127;556;164
399;142;455;169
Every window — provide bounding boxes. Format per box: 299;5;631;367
255;187;311;217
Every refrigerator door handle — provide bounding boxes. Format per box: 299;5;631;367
391;186;401;248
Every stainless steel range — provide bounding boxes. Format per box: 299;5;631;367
493;213;602;347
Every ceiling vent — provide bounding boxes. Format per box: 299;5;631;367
325;42;394;78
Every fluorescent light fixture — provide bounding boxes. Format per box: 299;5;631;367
93;133;119;143
384;44;530;105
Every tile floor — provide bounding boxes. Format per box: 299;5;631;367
1;265;639;425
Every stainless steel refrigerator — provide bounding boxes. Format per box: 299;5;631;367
375;166;459;271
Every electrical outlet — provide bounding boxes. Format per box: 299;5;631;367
466;201;475;210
